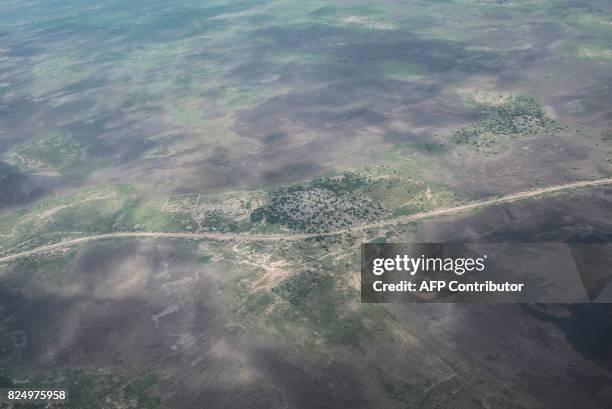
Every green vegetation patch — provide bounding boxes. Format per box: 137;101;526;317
382;381;424;406
212;85;291;112
0;186;132;251
310;172;371;193
198;254;213;263
564;11;612;36
200;210;238;233
6;130;83;173
167;103;206;127
402;140;446;153
367;176;431;214
243;291;273;315
10;250;77;289
269;266;395;350
0;186;197;253
268;49;327;64
452;95;559;153
32;56;78;80
115;197;196;233
272;270;328;305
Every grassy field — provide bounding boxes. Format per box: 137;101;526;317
0;186;197;254
5;131;84;175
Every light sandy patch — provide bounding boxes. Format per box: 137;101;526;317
232;243;290;290
94;253;152;298
4;151;62;175
281;130;319;150
340;269;361;293
37;205;69;222
455;87;514;106
197;114;262;152
152;303;181;325
578;46;612;59
163;190;265;222
387;120;432;135
340;16;395;30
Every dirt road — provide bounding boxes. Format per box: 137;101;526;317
0;178;610;264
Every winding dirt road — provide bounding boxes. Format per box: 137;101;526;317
0;178;610;264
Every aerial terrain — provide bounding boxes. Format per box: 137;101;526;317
0;0;611;407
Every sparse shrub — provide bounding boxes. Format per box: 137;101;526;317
310;172;369;193
272;271;327;305
200;210;237;232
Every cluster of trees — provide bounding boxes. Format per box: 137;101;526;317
453;95;560;151
249;173;381;232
